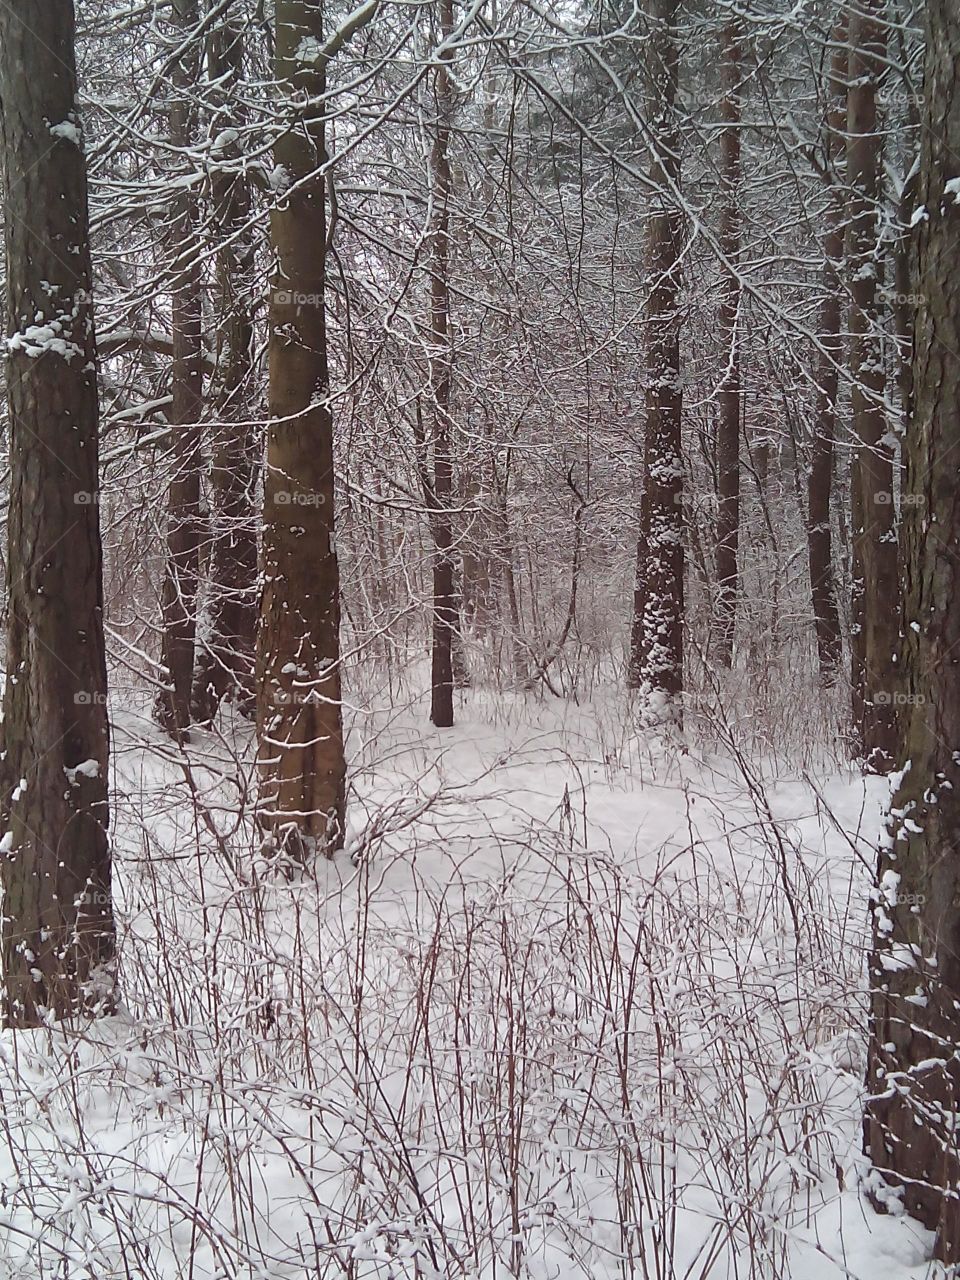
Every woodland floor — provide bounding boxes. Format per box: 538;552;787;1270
0;678;940;1279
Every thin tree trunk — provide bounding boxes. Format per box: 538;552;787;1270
193;17;258;723
807;28;845;686
429;0;456;727
848;0;898;770
864;0;960;1256
630;0;684;724
714;16;741;668
0;0;114;1024
255;0;347;859
157;0;203;739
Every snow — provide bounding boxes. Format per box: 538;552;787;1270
0;686;936;1278
63;759;100;786
4;320;83;362
48;119;81;146
295;35;324;63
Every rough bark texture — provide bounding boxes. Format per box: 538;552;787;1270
807;31;845;688
157;0;204;739
863;2;960;1257
429;0;456;728
847;0;899;770
255;0;346;859
629;0;684;723
714;17;741;669
0;1;114;1024
192;18;258;723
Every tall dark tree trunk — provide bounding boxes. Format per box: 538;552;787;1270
0;0;114;1024
807;28;845;686
847;0;899;770
864;0;960;1258
193;17;258;724
714;16;741;668
255;0;347;860
429;0;456;728
629;0;684;724
157;0;203;739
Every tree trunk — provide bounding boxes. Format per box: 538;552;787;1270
714;16;741;669
630;0;684;724
807;28;845;687
864;1;960;1257
157;0;203;740
0;0;114;1024
192;17;258;724
847;1;899;770
255;0;346;860
429;0;456;728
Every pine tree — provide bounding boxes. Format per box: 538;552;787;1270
0;0;114;1023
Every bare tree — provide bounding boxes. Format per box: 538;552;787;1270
807;24;845;686
156;0;204;739
714;14;741;668
428;0;456;727
847;0;898;769
192;14;259;723
629;0;684;723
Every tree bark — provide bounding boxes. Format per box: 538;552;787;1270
848;0;899;770
255;0;346;860
0;0;114;1024
714;16;741;669
863;0;960;1257
807;28;845;687
193;17;258;724
157;0;203;739
429;0;456;727
630;0;684;724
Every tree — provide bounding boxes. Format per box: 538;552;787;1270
807;24;845;687
714;14;742;668
156;0;204;739
192;14;259;723
847;0;899;769
255;0;348;859
863;0;960;1258
428;0;457;727
629;0;684;724
0;0;114;1023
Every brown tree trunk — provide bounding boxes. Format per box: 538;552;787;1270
630;0;684;724
429;0;456;728
157;0;203;740
847;1;899;770
0;0;114;1024
807;29;845;687
193;17;258;724
714;16;741;668
864;0;960;1257
255;0;346;860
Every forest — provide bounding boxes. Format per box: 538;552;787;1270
0;0;956;1275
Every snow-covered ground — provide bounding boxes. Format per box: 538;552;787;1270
0;687;939;1278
